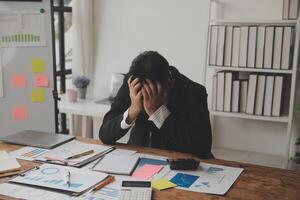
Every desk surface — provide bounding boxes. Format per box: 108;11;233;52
1;138;300;200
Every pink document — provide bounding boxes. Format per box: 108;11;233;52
132;164;163;180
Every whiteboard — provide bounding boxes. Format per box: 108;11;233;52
0;0;55;137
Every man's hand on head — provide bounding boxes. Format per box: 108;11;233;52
127;76;143;124
142;79;168;116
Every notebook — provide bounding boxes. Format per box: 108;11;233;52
0;151;21;174
92;154;140;175
0;130;75;149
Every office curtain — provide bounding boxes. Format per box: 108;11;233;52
71;0;94;138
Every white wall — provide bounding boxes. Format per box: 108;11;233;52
93;0;210;96
93;0;295;157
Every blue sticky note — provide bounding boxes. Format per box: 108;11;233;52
170;173;199;188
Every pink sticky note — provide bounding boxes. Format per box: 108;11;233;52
34;74;49;87
132;164;163;180
13;106;28;121
12;74;26;88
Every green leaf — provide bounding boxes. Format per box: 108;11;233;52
297;107;300;113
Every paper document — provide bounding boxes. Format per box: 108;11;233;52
0;11;46;47
93;154;140;175
10;146;49;161
0;151;21;173
10;164;108;194
72;180;122;200
0;183;70;200
162;162;243;195
35;140;113;167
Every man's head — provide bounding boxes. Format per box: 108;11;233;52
128;51;171;87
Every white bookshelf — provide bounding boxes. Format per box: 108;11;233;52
205;1;300;169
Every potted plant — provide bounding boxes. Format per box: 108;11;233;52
73;76;90;99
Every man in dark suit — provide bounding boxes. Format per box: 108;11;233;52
99;51;213;158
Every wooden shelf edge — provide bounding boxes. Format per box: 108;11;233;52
210;19;297;26
210;111;289;123
208;66;293;74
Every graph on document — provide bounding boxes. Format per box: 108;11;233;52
23;167;83;189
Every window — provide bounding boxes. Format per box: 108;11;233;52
52;0;72;133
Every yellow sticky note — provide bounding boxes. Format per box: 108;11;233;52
152;178;176;190
31;88;45;102
31;59;45;73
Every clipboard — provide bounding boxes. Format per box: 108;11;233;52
9;164;108;196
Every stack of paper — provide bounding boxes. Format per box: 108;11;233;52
0;151;21;174
35;140;114;167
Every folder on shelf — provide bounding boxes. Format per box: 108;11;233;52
212;75;218;111
247;26;257;68
239;26;249;68
232;26;241;67
273;27;284;69
289;0;299;19
281;27;293;69
209;26;218;65
231;80;240;113
246;74;258;114
216;71;225;111
256;26;266;68
224;72;233;112
224;26;233;67
254;75;266;115
217;26;226;66
283;0;290;19
264;26;275;69
272;76;284;116
240;80;248;113
263;75;275;116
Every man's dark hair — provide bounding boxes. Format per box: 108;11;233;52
129;51;170;86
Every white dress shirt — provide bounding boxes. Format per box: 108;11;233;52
120;105;171;130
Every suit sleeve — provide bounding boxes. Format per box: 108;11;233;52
99;78;131;144
157;88;212;158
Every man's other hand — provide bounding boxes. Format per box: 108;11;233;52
127;76;143;124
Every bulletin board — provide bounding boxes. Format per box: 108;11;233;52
0;0;56;137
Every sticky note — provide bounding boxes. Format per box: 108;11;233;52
152;178;177;190
11;74;26;88
31;88;45;102
31;59;45;73
13;106;28;120
132;164;163;180
34;74;48;87
170;173;199;188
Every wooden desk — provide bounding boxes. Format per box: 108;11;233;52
1;138;300;200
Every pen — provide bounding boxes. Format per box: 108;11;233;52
92;175;115;192
65;170;71;187
66;150;95;160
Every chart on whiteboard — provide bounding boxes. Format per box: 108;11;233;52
0;11;46;47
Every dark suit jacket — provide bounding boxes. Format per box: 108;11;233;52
99;66;213;159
